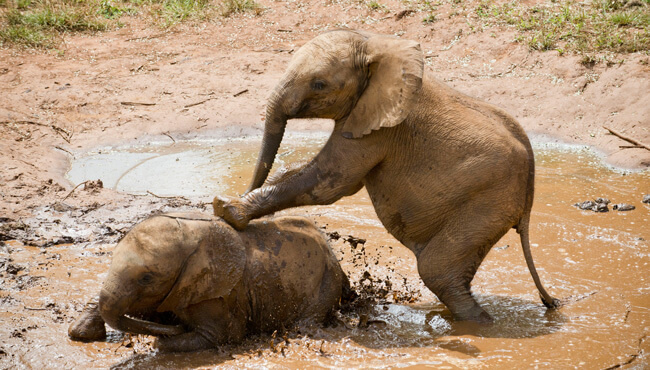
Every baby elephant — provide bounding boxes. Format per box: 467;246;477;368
68;213;349;352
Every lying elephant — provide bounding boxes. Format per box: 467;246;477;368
68;213;349;352
214;29;560;322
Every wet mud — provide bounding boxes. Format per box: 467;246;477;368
1;136;648;368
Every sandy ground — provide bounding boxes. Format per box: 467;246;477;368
1;0;649;367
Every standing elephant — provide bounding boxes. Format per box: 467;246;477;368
68;213;349;352
213;29;559;323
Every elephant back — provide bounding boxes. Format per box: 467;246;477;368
241;216;346;332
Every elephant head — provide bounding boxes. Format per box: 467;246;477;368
98;214;246;337
247;29;423;192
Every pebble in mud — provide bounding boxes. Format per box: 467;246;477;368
574;198;609;212
643;194;650;204
594;198;610;205
574;200;596;210
574;198;637;212
612;204;635;211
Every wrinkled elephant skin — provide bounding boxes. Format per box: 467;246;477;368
213;29;560;322
69;213;349;352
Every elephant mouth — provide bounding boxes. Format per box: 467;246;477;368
101;304;186;337
290;101;311;118
114;313;186;337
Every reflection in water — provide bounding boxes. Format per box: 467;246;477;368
67;134;328;197
50;137;650;368
350;294;565;351
109;295;567;369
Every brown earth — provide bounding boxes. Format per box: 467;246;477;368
1;0;649;367
1;1;649;218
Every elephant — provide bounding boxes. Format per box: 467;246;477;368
213;29;560;323
68;213;350;352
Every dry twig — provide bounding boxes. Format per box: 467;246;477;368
233;89;249;97
163;132;176;143
184;98;213;108
603;126;650;151
121;101;156;106
146;190;187;200
63;181;88;201
24;305;48;311
1;120;72;143
125;32;168;42
54;146;74;157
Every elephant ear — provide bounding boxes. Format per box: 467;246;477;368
342;34;424;139
157;222;245;313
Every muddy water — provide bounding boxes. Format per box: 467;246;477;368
2;135;649;368
66;134;329;198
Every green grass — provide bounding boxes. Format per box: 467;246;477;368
465;0;650;54
494;0;650;53
0;0;262;48
153;0;211;24
7;6;108;32
0;22;52;46
422;13;435;23
0;1;110;48
220;0;261;17
366;0;387;11
98;0;137;19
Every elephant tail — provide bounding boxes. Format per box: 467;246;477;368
518;139;560;309
519;220;561;309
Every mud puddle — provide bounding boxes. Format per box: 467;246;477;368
1;136;649;368
66;133;328;197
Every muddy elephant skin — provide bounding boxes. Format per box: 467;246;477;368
68;213;349;352
213;29;560;322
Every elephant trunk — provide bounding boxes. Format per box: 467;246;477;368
99;284;184;337
247;86;289;193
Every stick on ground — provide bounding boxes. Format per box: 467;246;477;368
603;126;650;152
63;181;88;201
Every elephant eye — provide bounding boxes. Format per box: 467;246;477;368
138;273;154;286
311;80;326;91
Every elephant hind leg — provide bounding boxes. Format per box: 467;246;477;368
417;258;492;323
416;227;508;323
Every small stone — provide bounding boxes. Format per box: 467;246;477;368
643;195;650;204
574;200;596;210
52;202;75;212
613;204;635;211
595;197;610;205
592;202;609;212
83;179;103;192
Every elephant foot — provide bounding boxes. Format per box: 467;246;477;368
453;308;494;324
212;196;251;230
68;298;106;341
541;295;562;309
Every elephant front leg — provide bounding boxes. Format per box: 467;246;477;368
156;317;244;352
155;331;214;352
68;295;107;341
214;134;382;230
